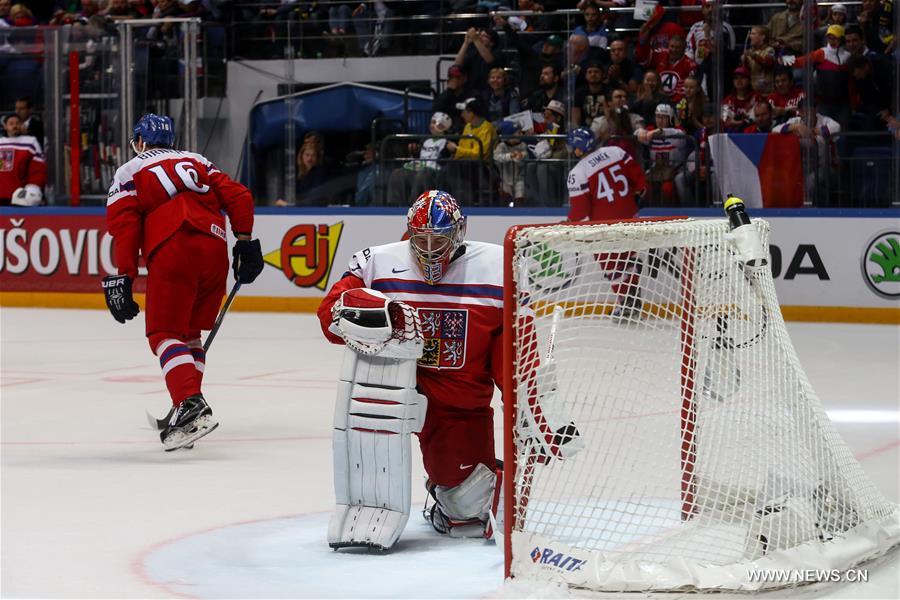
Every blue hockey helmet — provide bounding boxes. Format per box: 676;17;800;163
566;128;596;155
132;113;175;150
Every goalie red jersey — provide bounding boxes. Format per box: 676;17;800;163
318;222;504;490
567;145;647;222
319;242;503;414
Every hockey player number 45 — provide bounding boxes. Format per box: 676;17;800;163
596;164;629;203
149;161;210;197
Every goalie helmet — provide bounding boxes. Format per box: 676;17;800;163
11;184;42;207
132;113;175;153
407;190;467;285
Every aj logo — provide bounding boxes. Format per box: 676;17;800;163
861;231;900;300
263;223;343;290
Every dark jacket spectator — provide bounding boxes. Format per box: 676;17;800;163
591;86;644;154
0;0;11;26
561;33;607;92
676;76;705;134
847;55;891;130
503;0;554;47
498;20;565;100
454;27;503;91
573;3;610;49
481;67;521;125
525;65;566;112
857;0;890;54
433;65;471;132
572;61;611;128
605;39;642;96
15;97;43;147
102;0;138;20
743;101;776;133
631;70;672;124
295;142;329;205
767;0;806;54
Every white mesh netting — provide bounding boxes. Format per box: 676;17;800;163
507;219;899;591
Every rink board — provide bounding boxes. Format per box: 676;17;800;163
0;208;897;323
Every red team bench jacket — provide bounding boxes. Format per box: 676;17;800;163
0;135;46;203
106;149;255;280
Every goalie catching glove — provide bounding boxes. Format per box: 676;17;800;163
331;288;424;358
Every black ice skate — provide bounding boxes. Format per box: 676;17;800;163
160;395;218;451
611;294;643;322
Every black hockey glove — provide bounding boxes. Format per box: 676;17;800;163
102;275;140;324
232;239;264;284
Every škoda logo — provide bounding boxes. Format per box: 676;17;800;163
861;231;900;300
263;223;343;290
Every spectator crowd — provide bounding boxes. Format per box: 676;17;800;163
1;0;897;207
383;0;897;207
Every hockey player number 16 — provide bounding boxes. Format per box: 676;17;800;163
149;161;211;197
596;164;629;203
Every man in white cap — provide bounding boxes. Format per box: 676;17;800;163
816;3;848;46
528;99;569;206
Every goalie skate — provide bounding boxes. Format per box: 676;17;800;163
160;395;218;451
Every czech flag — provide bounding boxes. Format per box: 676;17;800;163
709;133;803;208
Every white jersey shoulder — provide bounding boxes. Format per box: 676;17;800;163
346;240;503;307
108;149;217;205
569;146;629;194
584;145;627;169
0;135;43;157
346;241;412;285
112;149;215;186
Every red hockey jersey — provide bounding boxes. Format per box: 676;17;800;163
106;148;255;280
0;135;46;203
318;241;504;412
567;145;646;222
767;87;806;116
635;45;697;102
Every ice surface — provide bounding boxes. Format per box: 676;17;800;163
1;309;897;598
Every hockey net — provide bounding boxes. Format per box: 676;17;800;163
502;218;899;592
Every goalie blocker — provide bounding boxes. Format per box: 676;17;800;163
328;288;427;550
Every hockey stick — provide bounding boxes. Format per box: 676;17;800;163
518;306;567;524
203;280;242;353
147;280;242;430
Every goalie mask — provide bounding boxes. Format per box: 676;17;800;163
407;190;467;285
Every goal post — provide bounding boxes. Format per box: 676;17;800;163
502;217;899;592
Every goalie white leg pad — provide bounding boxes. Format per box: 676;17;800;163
431;463;502;539
329;347;427;551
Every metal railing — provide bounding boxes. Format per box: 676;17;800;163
377;133;494;206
